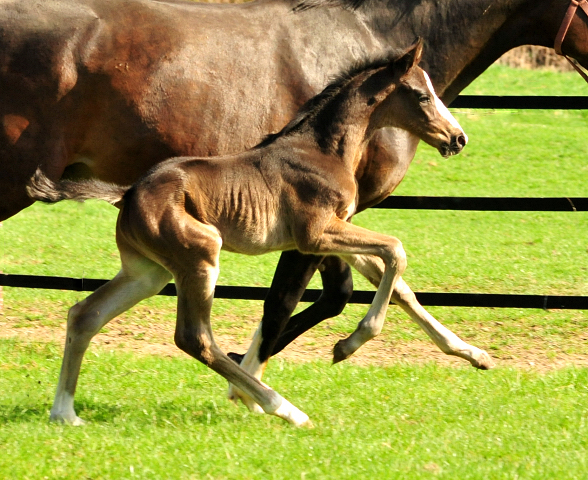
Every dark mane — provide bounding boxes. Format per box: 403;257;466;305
292;0;368;12
254;50;404;149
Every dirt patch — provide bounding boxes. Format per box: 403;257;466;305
2;311;588;372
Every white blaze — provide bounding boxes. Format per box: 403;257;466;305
423;71;468;144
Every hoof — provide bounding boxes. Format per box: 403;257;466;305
332;340;352;364
471;350;496;370
293;417;315;429
227;352;244;365
273;399;311;427
49;413;85;426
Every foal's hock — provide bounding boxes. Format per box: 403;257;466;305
28;42;467;426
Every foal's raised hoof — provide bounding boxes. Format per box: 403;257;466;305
332;339;353;364
469;350;495;370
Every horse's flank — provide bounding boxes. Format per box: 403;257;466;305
2;0;586;221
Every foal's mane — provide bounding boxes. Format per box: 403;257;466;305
255;50;404;149
292;0;367;12
291;0;425;12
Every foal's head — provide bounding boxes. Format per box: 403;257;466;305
363;40;467;157
258;40;466;158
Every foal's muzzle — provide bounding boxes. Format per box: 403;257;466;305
439;133;468;158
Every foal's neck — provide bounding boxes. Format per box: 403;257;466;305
309;109;375;170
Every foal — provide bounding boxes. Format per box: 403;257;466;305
28;41;466;426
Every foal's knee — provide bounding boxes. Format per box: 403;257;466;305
383;238;407;274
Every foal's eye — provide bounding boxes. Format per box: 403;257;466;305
418;94;431;104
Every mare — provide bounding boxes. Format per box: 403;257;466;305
27;43;467;425
2;0;588;387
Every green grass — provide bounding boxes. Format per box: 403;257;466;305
1;339;588;480
397;108;588;197
461;64;588;96
1;64;588;478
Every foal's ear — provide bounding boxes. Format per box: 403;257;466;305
396;38;424;76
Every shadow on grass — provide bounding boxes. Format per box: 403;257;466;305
0;401;123;425
0;404;50;423
0;400;235;426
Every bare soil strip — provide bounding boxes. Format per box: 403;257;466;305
2;312;588;372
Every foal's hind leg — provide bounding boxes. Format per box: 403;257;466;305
170;241;310;426
340;254;494;369
50;252;172;425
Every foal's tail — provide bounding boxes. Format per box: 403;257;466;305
27;168;131;207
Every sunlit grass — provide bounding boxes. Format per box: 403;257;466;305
0;64;587;479
1;339;588;480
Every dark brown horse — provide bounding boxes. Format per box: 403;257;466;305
28;44;466;425
2;0;587;375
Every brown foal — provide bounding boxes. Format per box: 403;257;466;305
28;41;467;426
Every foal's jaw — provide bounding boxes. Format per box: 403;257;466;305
410;119;467;158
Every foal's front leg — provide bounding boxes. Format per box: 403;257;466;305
340;254;495;369
298;217;408;359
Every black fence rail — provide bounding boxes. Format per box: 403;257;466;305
1;273;587;310
449;95;588;109
374;196;588;211
2;95;587;309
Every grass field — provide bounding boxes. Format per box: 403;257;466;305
1;65;588;478
1;341;588;479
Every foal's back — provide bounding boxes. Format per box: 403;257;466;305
122;134;355;257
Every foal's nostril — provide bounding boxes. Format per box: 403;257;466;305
456;134;467;148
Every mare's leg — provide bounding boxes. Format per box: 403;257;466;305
170;233;310;426
270;255;353;356
227;253;352;410
227;251;326;365
228;253;352;363
340;254;495;369
50;252;172;424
